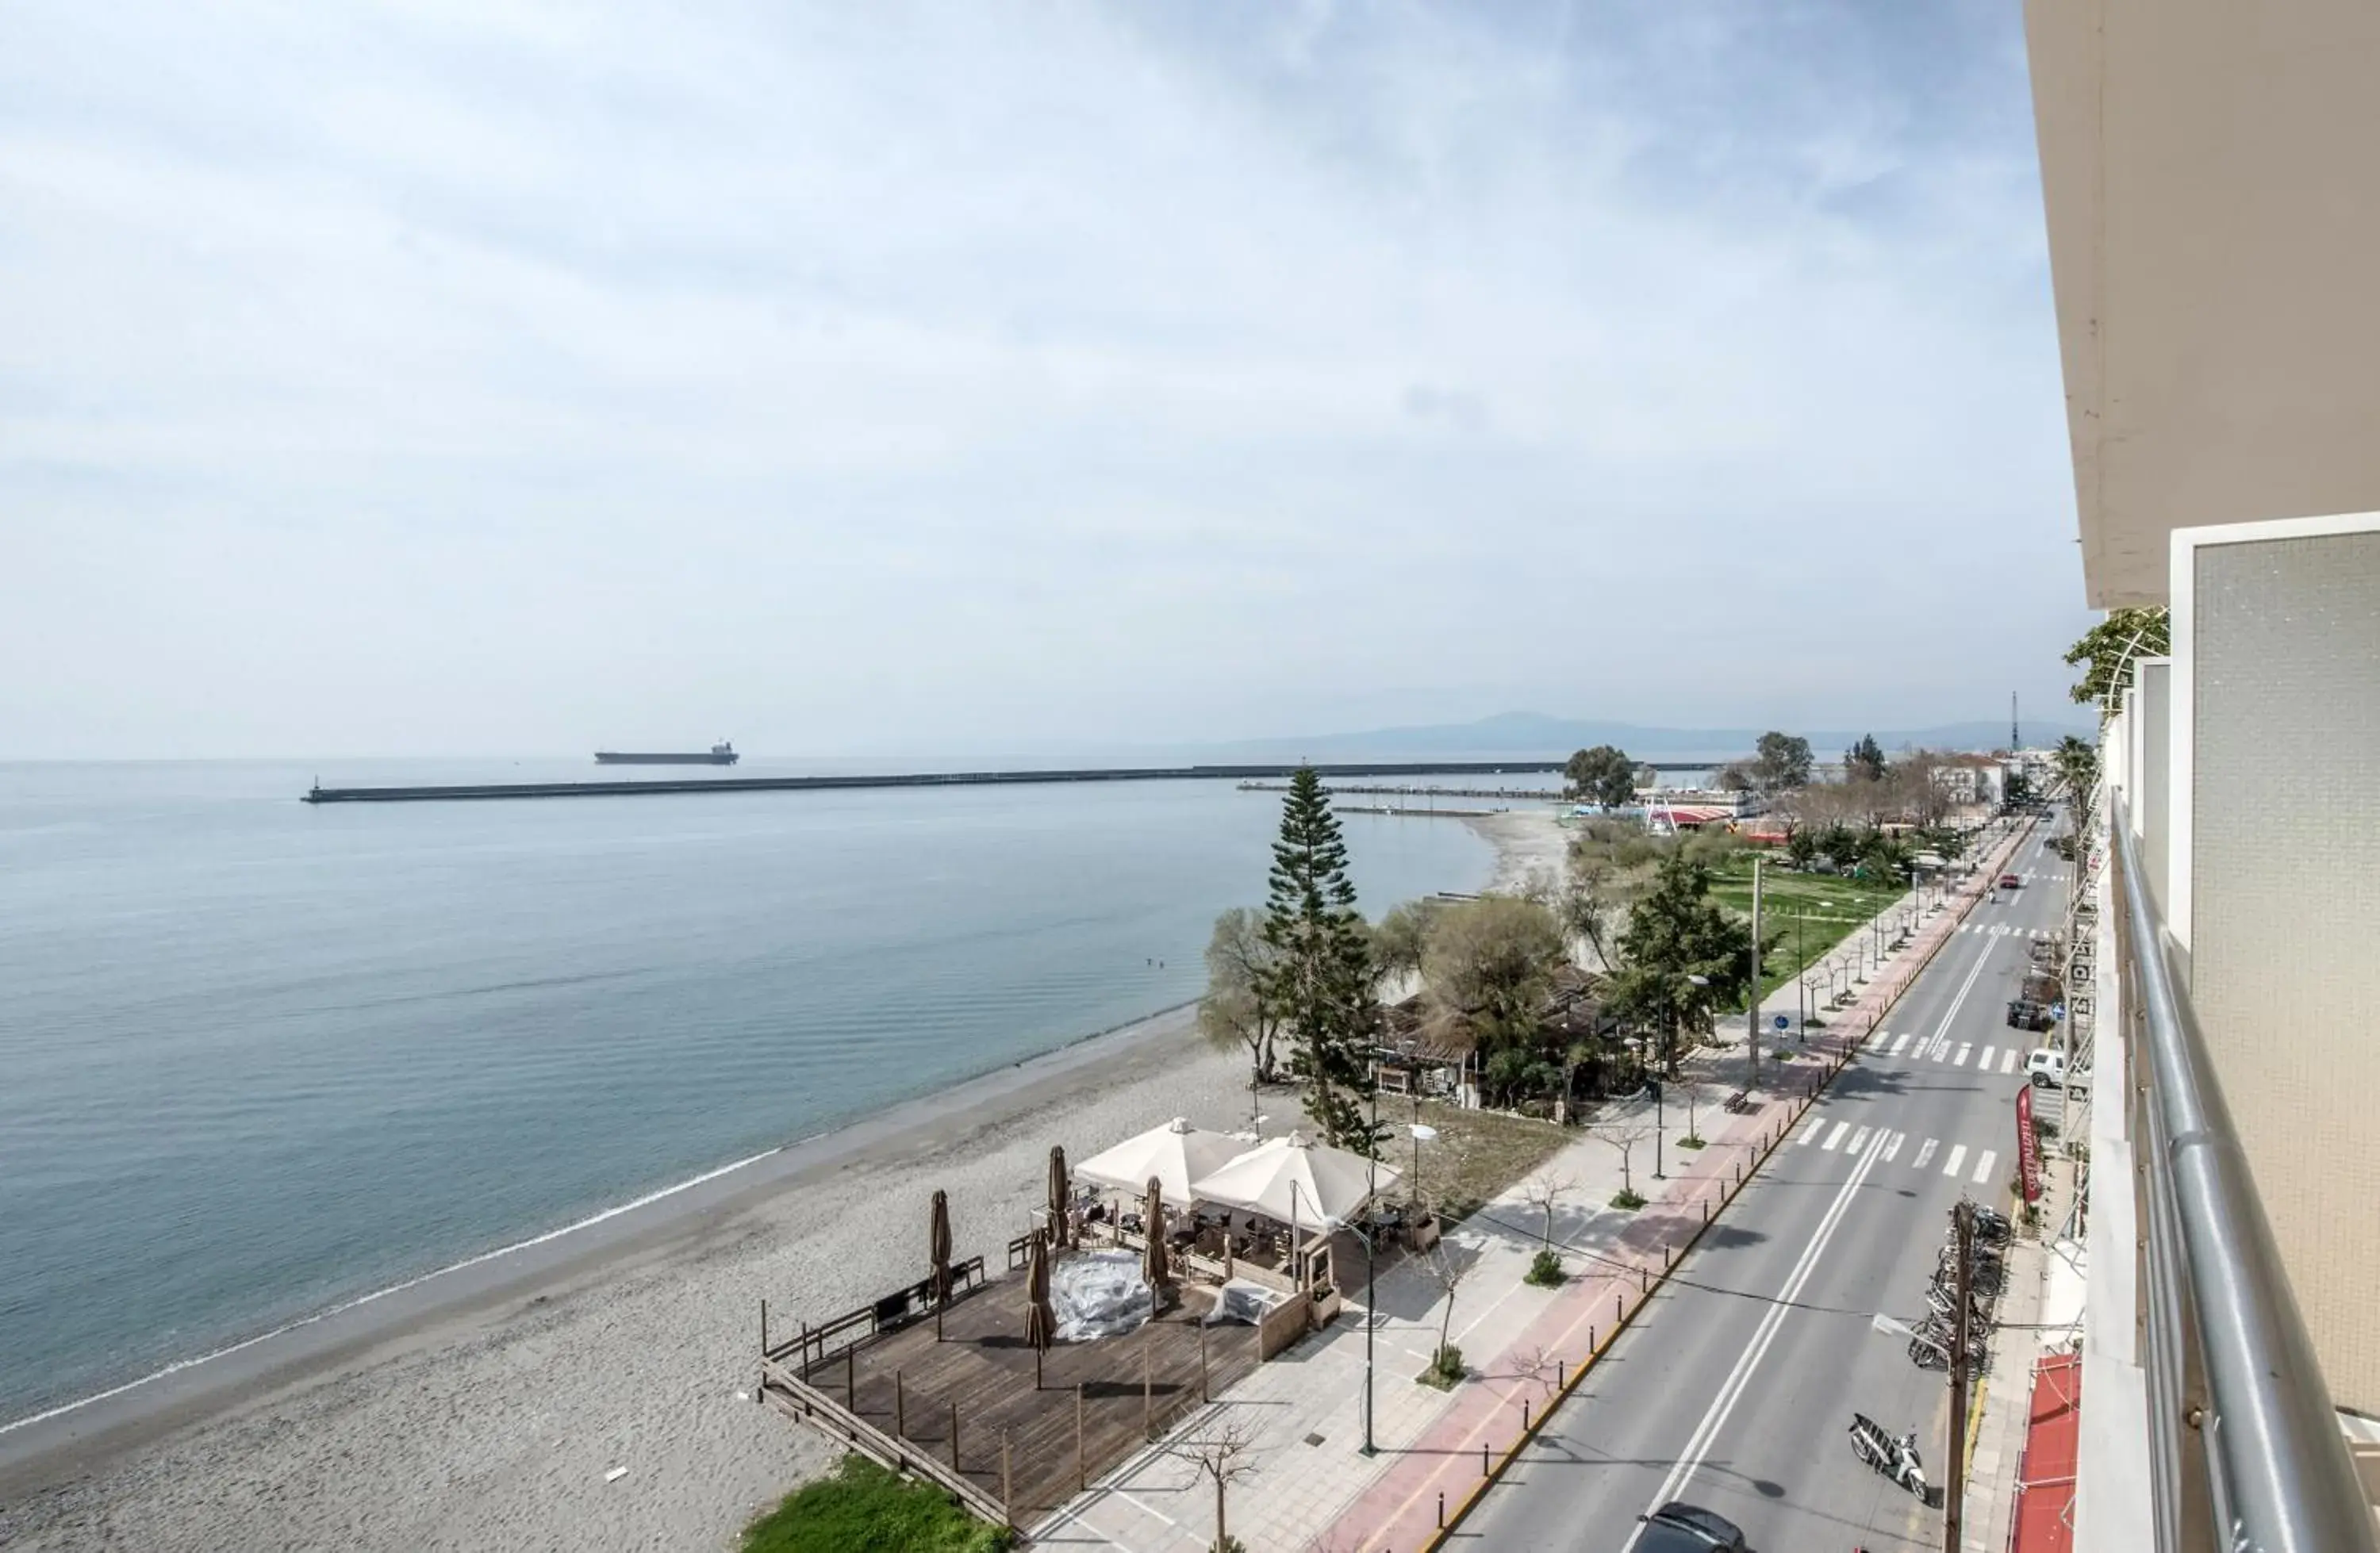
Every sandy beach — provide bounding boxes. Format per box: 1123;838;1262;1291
0;819;1545;1552
1461;806;1572;893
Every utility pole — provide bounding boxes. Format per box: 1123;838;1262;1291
1946;1199;1975;1551
2010;691;2021;753
1745;856;1764;1091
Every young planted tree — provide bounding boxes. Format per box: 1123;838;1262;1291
1418;1242;1474;1386
1199;907;1282;1084
1165;1418;1259;1553
1255;766;1380;1153
1593;1119;1655;1209
1519;1171;1576;1285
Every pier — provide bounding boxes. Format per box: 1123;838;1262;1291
301;758;1716;805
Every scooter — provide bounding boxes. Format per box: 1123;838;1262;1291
1848;1413;1929;1499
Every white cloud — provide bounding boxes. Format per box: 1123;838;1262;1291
0;0;2089;757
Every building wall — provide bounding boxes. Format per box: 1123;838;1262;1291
2172;516;2380;1411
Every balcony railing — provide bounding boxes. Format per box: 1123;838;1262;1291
2108;794;2378;1553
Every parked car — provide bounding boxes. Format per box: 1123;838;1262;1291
1636;1502;1751;1552
2026;1049;2067;1087
1998;872;2022;889
2006;999;2056;1032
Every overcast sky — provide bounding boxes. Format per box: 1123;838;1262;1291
1;2;2090;759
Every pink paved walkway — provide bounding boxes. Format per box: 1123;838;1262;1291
1320;823;2035;1553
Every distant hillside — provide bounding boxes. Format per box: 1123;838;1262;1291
1206;711;2091;763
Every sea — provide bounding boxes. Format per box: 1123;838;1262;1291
0;759;1509;1425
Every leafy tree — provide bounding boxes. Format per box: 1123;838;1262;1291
1199;907;1282;1084
1368;899;1441;995
2063;607;2170;714
1560;819;1668;970
1753;731;1814;792
1419;895;1568;1079
2052;734;2100;811
1605;852;1756;1073
1845;734;1888;784
1563;745;1637;809
1783;830;1819;869
1712;761;1756;792
1818;824;1863;870
1254;767;1380;1152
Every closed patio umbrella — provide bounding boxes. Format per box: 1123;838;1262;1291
1142;1176;1169;1294
929;1188;954;1340
1025;1229;1054;1386
1047;1145;1071;1248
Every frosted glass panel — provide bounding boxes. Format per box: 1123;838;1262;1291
2190;527;2380;1411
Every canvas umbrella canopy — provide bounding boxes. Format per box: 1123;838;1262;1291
1141;1176;1169;1291
1188;1132;1401;1231
1074;1117;1246;1210
1046;1144;1071;1248
1024;1229;1054;1386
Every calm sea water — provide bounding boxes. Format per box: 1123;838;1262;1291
0;760;1498;1421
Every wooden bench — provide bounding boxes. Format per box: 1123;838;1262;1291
1722;1090;1752;1114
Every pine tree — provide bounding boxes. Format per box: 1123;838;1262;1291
1606;851;1758;1075
1255;766;1380;1152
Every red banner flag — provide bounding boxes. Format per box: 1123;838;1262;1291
2016;1082;2043;1204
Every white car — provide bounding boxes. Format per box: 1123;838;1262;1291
2025;1049;2067;1087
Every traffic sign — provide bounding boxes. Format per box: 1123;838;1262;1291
2051;1002;2067;1021
1773;1014;1791;1031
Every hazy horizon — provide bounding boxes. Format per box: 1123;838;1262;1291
2;3;2091;760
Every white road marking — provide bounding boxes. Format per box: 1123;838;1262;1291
1914;1138;1939;1169
1821;1121;1850;1152
1883;1130;1904;1162
1847;1126;1871;1155
1944;1145;1969;1178
1796;1118;1824;1146
1628;1129;1893;1539
1889;1032;1912;1056
1973;1149;1998;1185
1954;1043;1972;1067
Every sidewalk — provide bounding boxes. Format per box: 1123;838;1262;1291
1035;822;2034;1553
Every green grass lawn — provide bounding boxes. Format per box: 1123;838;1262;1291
743;1456;1012;1553
1706;855;1906;1011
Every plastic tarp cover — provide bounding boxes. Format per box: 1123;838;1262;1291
1203;1279;1290;1328
1050;1249;1153;1342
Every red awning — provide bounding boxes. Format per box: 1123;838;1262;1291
2008;1350;2082;1553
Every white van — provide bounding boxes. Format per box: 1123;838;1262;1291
2025;1049;2066;1087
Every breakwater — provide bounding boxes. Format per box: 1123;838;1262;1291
301;760;1576;804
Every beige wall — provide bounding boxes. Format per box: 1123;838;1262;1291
2025;0;2380;608
2172;517;2380;1413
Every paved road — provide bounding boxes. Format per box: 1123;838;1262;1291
1461;826;2071;1553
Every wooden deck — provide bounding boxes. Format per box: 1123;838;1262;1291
763;1271;1261;1525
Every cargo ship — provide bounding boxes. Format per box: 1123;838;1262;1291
593;742;739;765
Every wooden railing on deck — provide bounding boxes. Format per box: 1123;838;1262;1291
758;1356;1010;1528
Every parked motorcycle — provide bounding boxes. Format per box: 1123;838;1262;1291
1848;1413;1929;1498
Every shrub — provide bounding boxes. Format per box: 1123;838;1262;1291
1678;1134;1706;1150
1525;1248;1566;1286
1418;1344;1466;1390
1610;1187;1647;1210
743;1455;1012;1553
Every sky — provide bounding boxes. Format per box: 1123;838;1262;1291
0;2;2094;760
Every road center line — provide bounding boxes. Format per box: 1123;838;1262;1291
1627;1129;1891;1540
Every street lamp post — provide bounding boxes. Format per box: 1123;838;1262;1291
1361;1073;1379;1455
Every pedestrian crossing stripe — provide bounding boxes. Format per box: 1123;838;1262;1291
1796;1118;1824;1146
1979;1045;1996;1070
1972;1148;1998;1185
1943;1144;1968;1177
1847;1125;1871;1155
1889;1032;1912;1056
1883;1131;1905;1162
1999;1049;2019;1075
1821;1121;1851;1151
1953;1043;1972;1067
1913;1138;1940;1169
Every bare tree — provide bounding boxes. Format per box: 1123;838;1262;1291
1675;1076;1705;1147
1509;1341;1563;1403
1592;1120;1656;1204
1165;1417;1260;1553
1518;1171;1576;1253
1420;1241;1475;1380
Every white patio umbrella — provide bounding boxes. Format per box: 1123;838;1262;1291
1188;1131;1402;1233
1073;1117;1247;1210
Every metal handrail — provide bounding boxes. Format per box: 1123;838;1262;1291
2109;794;2377;1553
